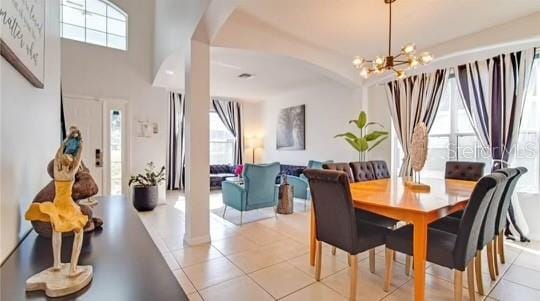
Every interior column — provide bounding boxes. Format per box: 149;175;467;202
183;38;211;245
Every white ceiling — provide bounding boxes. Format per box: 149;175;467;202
153;47;336;100
153;0;540;99
239;0;540;59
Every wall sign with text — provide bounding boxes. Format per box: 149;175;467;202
1;0;46;88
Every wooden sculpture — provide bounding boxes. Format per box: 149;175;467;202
24;126;93;297
405;122;430;191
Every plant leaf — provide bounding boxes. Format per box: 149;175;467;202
358;111;367;129
356;137;369;152
335;132;358;140
364;130;389;141
364;121;385;129
368;136;388;151
345;138;363;153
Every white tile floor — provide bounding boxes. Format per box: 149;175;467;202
137;191;540;300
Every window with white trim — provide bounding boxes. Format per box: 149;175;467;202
209;112;235;165
393;54;540;191
60;0;128;50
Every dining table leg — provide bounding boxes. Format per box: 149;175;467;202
413;218;427;301
310;206;316;266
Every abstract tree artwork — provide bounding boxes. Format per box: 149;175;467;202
276;105;305;150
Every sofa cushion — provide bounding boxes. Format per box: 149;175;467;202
210;164;235;174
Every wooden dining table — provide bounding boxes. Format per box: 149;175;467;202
309;177;477;301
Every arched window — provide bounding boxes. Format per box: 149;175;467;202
60;0;128;51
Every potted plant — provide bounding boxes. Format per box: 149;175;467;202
335;111;389;161
128;162;166;211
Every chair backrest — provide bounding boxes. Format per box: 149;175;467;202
477;170;513;249
349;161;375;182
243;162;281;207
304;169;357;252
453;173;504;270
445;161;485;181
495;167;527;235
307;160;333;169
323;163;354;182
369;160;391;179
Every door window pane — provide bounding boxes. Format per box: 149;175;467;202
110;110;122;195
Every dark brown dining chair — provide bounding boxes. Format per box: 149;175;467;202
304;169;388;300
384;173;504;301
445;161;486;181
323;162;355;182
494;167;527;266
369;160;391;179
349;161;376;182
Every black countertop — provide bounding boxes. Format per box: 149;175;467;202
0;196;187;301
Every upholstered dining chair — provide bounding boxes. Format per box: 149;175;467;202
221;162;280;224
384;173;504;301
287;160;334;202
324;162;398;271
445;161;486;181
349;161;376;182
304;168;388;300
494;167;527;266
323;162;355;182
369;160;391;179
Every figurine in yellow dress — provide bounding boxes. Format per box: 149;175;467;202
25;128;88;277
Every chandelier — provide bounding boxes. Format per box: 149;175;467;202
352;0;433;79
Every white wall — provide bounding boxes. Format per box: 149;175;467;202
0;1;61;262
260;80;370;165
61;0;168;194
242;101;264;163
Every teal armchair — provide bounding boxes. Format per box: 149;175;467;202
286;160;334;209
222;162;280;224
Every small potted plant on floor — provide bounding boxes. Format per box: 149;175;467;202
129;162;166;211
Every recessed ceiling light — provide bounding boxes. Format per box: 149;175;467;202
165;70;174;75
238;73;255;79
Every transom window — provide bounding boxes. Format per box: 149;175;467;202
60;0;128;50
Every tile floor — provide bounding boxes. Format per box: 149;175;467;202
137;191;540;300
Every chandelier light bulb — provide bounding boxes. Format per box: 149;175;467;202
419;52;433;64
408;57;419;68
352;56;365;69
396;70;406;79
402;43;416;55
374;56;385;66
359;67;369;79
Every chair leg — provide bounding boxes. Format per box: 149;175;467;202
369;249;376;274
315;241;322;281
498;231;506;264
332;246;336;255
384;249;394;292
486;242;496;281
240;211;243;225
349;254;358;301
348;254;351;266
273;206;277;218
475;251;485;296
454;270;463;301
493;238;499;276
467;261;476;301
405;255;411;276
222;206;227;218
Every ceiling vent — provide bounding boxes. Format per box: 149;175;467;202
238;73;255;79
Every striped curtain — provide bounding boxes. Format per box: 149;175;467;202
455;48;536;241
167;92;186;190
212;99;244;165
386;69;449;176
455;48;536;171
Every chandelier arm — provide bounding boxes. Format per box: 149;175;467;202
388;0;392;56
394;60;409;64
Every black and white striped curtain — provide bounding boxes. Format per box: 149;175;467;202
212;99;243;165
455;48;536;171
386;69;449;176
167;92;186;190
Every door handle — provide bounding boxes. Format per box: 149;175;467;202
95;149;102;167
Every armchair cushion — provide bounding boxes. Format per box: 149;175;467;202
222;181;247;211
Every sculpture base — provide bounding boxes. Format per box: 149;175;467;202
405;180;431;192
26;264;93;297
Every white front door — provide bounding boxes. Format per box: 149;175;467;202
63;96;104;195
